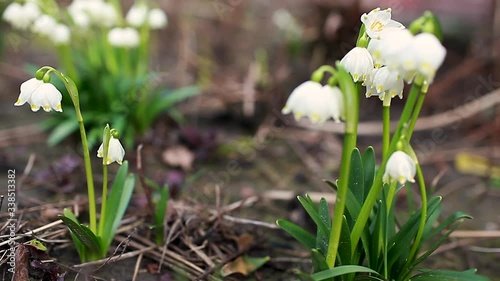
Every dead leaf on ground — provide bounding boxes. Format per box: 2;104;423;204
220;256;270;277
162;145;195;171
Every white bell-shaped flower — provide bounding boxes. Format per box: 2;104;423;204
15;78;63;112
378;29;414;70
148;8;168;29
372;66;404;99
51;24;71;45
383;151;416;184
410;33;446;83
282;81;344;124
32;14;57;36
108;27;140;48
126;3;149;27
2;3;23;25
360;7;404;40
97;136;125;165
340;47;374;82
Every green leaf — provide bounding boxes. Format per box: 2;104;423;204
362;147;376;200
47;117;79;146
311;248;329;275
139;86;199;129
62;209;86;260
348;148;364;204
100;161;136;255
337;216;351;266
276;219;316;250
312;265;379;280
316;198;331;255
411;269;490;281
298;196;330;239
154;184;169;245
59;212;101;255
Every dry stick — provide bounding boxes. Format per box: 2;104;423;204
0;220;63;247
298;88;500;135
131;252;144;281
136;144;156;219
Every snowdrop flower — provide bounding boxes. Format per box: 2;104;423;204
108;27;140;48
32;14;57;36
371;66;404;100
51;24;71;45
126;3;149;27
282;81;344;124
3;2;41;30
340;47;374;82
378;29;414;70
2;2;23;25
97;136;125;165
383;151;416;184
14;78;63;112
408;33;446;83
361;7;404;40
148;8;168;29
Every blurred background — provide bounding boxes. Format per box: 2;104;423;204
1;0;500;279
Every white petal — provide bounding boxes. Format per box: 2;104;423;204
107;137;125;165
16;78;43;106
340;47;374;82
148;8;168;29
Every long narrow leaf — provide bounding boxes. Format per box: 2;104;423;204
410;269;490;281
276;219;316;250
298;196;330;238
100;161;136;255
312;265;380;280
59;213;101;255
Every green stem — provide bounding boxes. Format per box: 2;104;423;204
350;82;423;254
98;164;108;236
78;117;97;233
98;125;111;236
58;45;79;85
40;66;97;233
384;181;397;279
401;165;427;280
382;105;390;160
325;63;359;268
406;90;427;140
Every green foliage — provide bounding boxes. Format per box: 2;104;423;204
60;161;135;262
278;147;488;281
43;69;199;148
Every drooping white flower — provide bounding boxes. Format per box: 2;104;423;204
51;24;71;45
32;15;57;36
360;7;404;40
340;47;374;82
3;2;41;30
2;2;23;25
15;78;63;112
69;0;117;27
97;136;125;165
108;27;140;48
383;151;416;184
148;8;168;29
372;66;404;99
367;38;384;68
126;3;149;27
377;29;414;70
408;33;446;83
281;81;344;124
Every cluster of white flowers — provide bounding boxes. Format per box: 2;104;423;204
340;8;446;104
108;27;140;48
2;0;168;48
126;3;168;29
2;2;40;30
281;81;344;124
